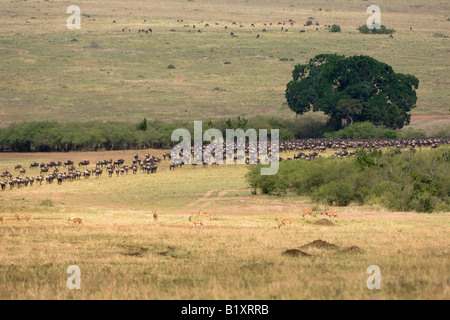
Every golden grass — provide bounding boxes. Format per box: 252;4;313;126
0;149;449;299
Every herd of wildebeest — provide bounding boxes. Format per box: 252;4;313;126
1;137;449;191
120;18;338;37
117;17;402;39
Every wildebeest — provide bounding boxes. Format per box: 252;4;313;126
64;160;74;167
78;160;90;167
30;162;39;169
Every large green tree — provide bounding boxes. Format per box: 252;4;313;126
285;54;419;129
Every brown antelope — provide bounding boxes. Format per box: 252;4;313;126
302;208;313;217
68;217;84;227
198;209;213;220
153;210;158;222
0;215;3;224
15;214;20;220
25;214;32;221
325;211;338;219
189;215;204;228
278;218;292;228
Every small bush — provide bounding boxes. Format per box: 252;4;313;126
324;122;398;139
313;181;355;206
167;65;176;69
329;24;341;32
358;24;395;34
136;118;147;131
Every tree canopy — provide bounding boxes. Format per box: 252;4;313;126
285;54;419;129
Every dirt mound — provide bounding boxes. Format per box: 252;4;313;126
282;249;311;257
300;239;339;250
432;33;449;38
314;219;334;226
120;245;149;257
341;246;364;254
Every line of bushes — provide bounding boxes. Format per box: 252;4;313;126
0;115;327;152
0;120;181;152
246;147;450;212
0;116;445;152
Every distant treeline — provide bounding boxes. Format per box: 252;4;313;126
0;115;326;152
0;115;445;152
0;120;179;152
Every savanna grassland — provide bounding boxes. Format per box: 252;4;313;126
0;0;449;133
0;0;449;300
0;148;449;299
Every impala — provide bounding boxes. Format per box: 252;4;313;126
15;214;20;220
198;209;213;220
302;208;313;217
325;211;338;219
25;214;32;221
278;218;292;228
189;215;204;228
0;215;3;224
68;217;84;227
153;210;158;222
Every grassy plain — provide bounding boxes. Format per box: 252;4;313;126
0;0;449;300
0;0;449;133
0;149;449;299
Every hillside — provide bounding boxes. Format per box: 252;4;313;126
0;0;449;133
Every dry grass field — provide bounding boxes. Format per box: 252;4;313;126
0;149;449;299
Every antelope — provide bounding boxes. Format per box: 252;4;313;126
0;215;3;224
198;209;213;220
153;210;158;222
189;215;204;228
25;214;32;221
325;211;338;219
15;214;20;220
68;217;84;227
302;208;313;217
278;218;292;228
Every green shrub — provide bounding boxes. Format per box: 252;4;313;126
329;24;341;32
246;147;450;213
313;181;355;206
358;24;395;34
324;122;398;139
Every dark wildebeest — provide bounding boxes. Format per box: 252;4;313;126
30;162;39;169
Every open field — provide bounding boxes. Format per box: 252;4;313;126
0;149;449;299
0;0;449;132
